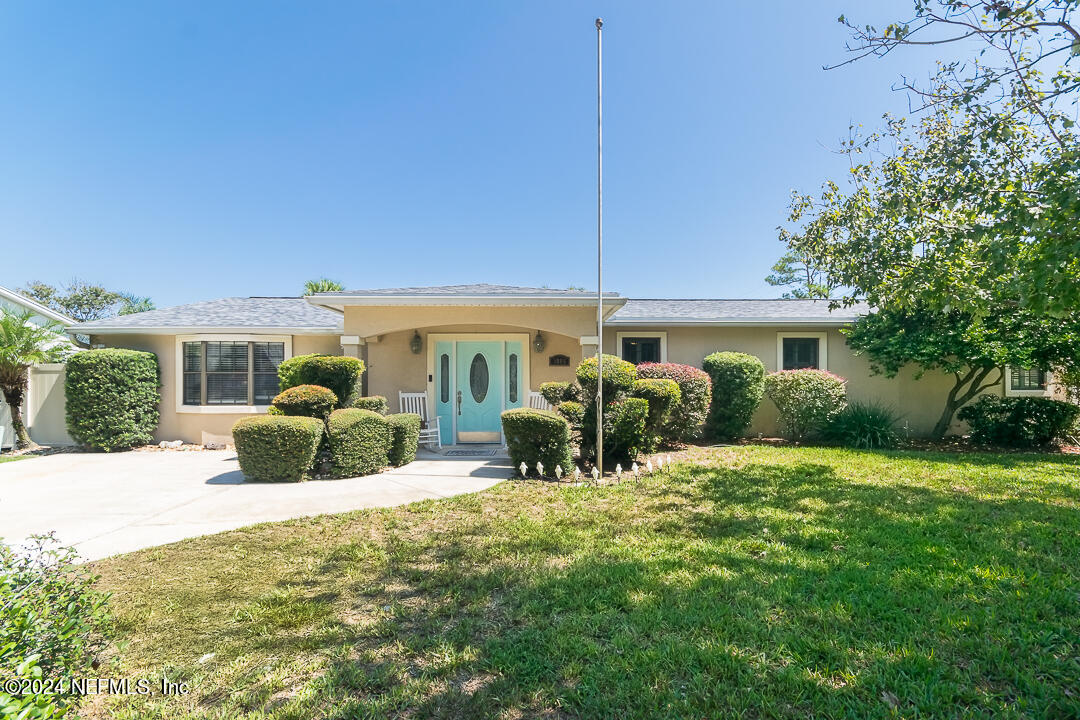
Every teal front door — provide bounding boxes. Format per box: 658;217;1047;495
455;341;504;443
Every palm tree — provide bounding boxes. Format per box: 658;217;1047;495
0;310;70;449
303;278;344;296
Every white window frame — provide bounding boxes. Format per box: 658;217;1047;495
776;331;828;371
175;334;292;414
1004;365;1052;397
616;331;667;364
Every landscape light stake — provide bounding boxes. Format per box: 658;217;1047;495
595;16;604;479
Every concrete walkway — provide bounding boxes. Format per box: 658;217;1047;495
0;450;511;561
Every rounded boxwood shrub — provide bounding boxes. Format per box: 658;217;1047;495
556;400;585;431
232;415;323;482
702;352;765;439
958;396;1080;447
539;381;578;406
579;397;651;469
326;408;391;478
386;412;421;466
272;384;338;419
823;401;901;449
632;378;681;451
501;408;574;478
636;362;712;444
66;348;160;451
764;369;847;441
352;395;390;415
575;354;636;401
277;354;364;408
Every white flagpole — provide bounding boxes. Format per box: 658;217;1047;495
595;17;604;476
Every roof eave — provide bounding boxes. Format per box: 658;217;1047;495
69;326;344;336
0;285;77;326
605;317;859;327
306;295;627;310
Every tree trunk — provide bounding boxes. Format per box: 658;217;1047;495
0;381;34;450
930;366;1002;440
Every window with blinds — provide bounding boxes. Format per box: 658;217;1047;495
182;341;284;406
1010;367;1046;392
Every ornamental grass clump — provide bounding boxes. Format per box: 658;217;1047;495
823;401;901;449
764;369;847;442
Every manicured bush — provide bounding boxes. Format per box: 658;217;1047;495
232;415;324;482
632;378;681;451
557;400;585;432
326;408;392;478
352;395;390;415
576;354;637;400
65;348;160;451
958;396;1080;447
605;398;651;466
540;381;578;406
1;534;111;720
636;362;713;444
501;408;574;478
823;402;901;449
386;412;421;466
702;352;765;439
764;369;848;442
271;384;338;419
277;354;364;408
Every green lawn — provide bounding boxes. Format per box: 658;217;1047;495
0;454;28;464
90;447;1080;719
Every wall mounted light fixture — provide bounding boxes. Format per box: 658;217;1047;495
532;331;546;353
410;330;423;354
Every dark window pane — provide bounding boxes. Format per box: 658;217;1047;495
621;337;660;364
253;373;280;404
253;342;284;373
183;373;202;405
469;353;489;403
782;338;819;370
508;354;519;403
206;373;248;404
440;354;450;403
206;342;248;372
1010;367;1046;391
183;342;202;372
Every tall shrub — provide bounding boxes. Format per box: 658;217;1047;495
764;369;847;441
702;352;765;439
232;415;324;482
66;348;159;451
958;396;1080;447
277;354;364;408
631;378;681;452
575;354;649;468
575;354;636;401
386;413;421;466
636;362;712;444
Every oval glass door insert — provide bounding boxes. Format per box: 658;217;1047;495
469;353;489;403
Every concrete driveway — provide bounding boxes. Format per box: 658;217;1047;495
0;450;511;561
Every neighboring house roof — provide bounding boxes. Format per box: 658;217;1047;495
0;284;77;326
68;297;344;335
608;299;868;326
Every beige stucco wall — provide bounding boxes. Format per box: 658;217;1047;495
344;305;599;341
605;325;991;438
92;333;342;445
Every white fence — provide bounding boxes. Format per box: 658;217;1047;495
0;363;72;449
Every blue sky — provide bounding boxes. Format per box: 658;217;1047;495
1;1;941;307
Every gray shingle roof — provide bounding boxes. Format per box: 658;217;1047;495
609;299;868;324
317;284;619;298
69;297;343;333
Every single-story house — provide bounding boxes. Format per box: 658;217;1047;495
68;284;1055;446
0;284;77;448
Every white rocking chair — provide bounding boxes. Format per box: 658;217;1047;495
398;391;442;449
528;391;554;411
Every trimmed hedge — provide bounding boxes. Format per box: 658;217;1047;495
501;408;574;478
352;395;390;415
576;354;637;400
326;408;391;478
539;381;578;407
386;412;421;466
277;354;364;408
632;378;681;451
66;348;160;451
958;396;1080;447
636;362;712;444
702;352;765;439
764;369;847;441
606;397;651;466
557;400;585;431
272;384;338;419
232;415;323;482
